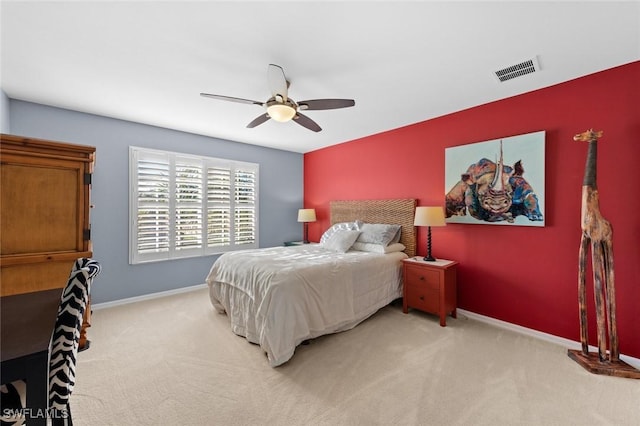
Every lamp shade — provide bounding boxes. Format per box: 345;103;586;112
297;208;317;223
414;206;446;227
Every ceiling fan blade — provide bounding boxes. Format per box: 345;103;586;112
267;64;288;101
297;99;355;110
246;113;270;128
200;93;263;106
293;113;322;132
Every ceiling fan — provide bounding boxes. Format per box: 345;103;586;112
200;64;355;132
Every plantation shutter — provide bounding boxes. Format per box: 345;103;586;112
234;167;257;245
175;156;203;252
130;147;259;264
206;165;231;248
134;150;171;261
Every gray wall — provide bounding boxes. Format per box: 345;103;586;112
9;100;304;303
0;90;9;133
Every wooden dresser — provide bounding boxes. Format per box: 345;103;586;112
402;257;458;326
1;134;96;348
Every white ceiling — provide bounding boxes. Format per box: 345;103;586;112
1;1;638;154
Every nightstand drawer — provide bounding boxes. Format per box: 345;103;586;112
405;285;439;313
404;265;440;290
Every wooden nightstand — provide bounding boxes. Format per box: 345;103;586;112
402;257;458;326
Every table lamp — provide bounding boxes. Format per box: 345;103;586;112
414;206;446;261
297;208;316;244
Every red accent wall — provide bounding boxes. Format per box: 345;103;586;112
304;61;640;359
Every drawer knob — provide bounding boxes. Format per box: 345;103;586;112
419;276;425;281
419;296;424;300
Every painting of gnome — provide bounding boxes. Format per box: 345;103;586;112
445;131;545;226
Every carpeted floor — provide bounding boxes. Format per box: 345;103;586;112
73;288;640;425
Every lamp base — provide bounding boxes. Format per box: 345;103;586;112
423;226;436;261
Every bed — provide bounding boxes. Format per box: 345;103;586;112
206;199;417;366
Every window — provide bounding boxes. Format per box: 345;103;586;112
129;147;259;264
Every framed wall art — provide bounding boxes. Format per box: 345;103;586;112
444;130;545;226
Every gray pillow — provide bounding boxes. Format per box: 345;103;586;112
356;223;401;246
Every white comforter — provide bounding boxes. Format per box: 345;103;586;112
206;244;406;366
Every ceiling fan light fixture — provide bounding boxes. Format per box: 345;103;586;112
201;64;353;132
266;103;296;122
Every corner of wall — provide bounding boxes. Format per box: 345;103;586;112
0;89;10;134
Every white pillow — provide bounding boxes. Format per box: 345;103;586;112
351;242;406;254
322;230;361;253
320;220;362;244
356;223;401;246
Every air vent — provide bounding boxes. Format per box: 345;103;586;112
494;57;540;82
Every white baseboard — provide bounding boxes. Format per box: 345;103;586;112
458;309;640;371
92;283;208;311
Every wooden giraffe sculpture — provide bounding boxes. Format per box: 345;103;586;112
574;129;618;362
569;129;638;378
568;129;640;379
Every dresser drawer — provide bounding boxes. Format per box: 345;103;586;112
404;264;440;290
405;285;439;313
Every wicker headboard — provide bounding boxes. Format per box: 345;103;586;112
330;199;417;258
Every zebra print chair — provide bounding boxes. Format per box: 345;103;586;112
0;258;100;426
49;258;100;425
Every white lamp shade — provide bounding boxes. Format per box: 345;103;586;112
297;208;317;223
414;206;446;227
